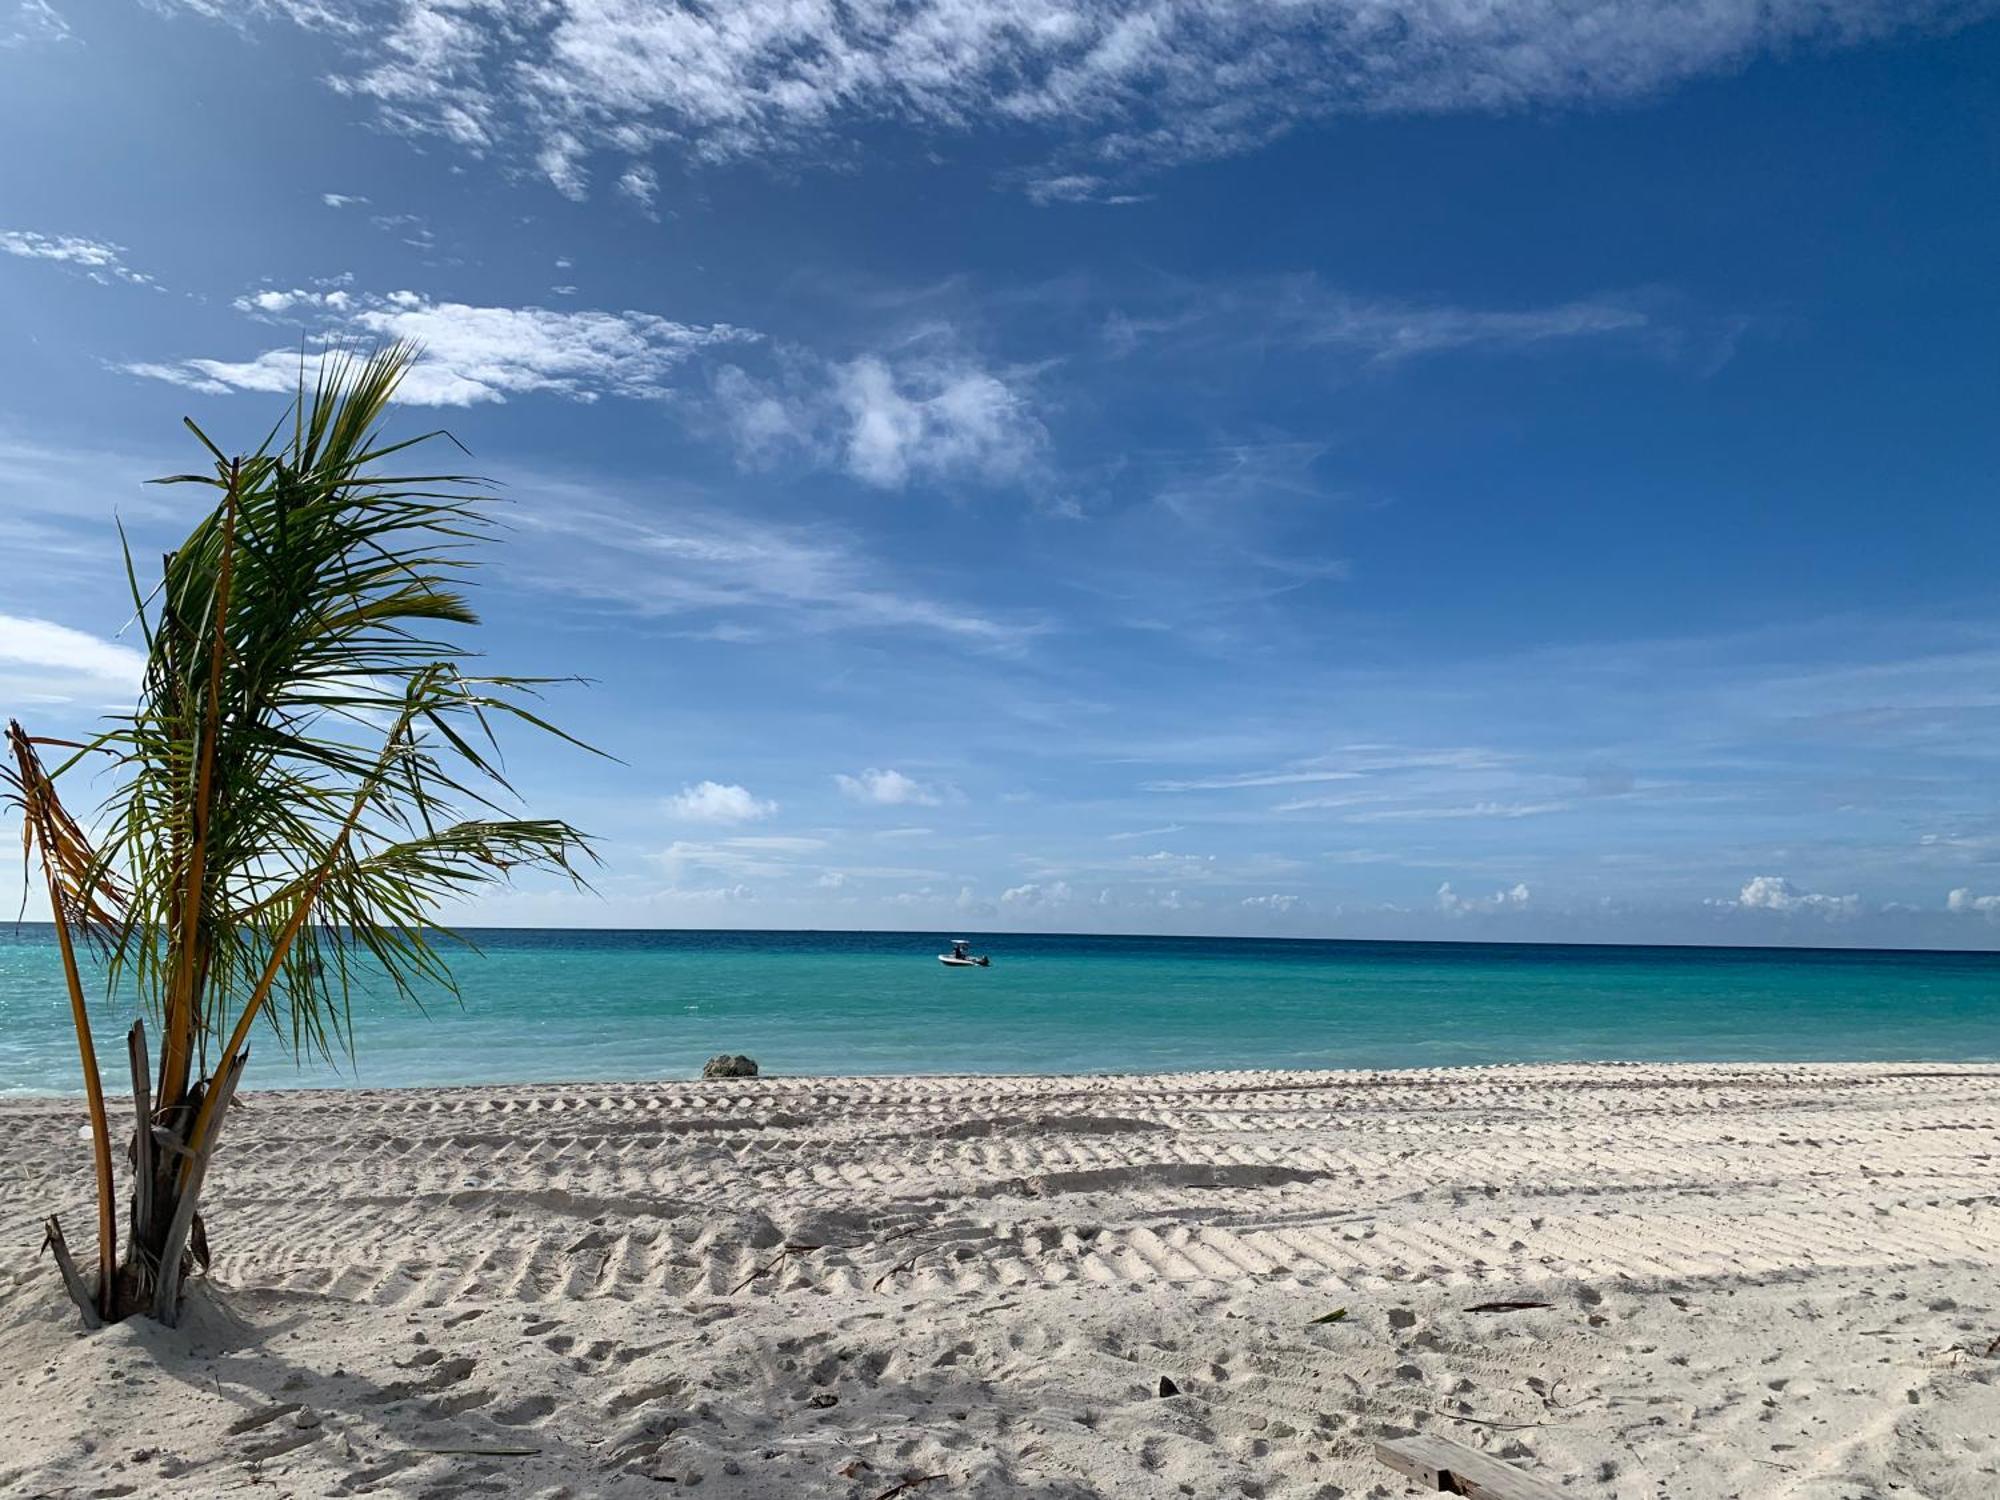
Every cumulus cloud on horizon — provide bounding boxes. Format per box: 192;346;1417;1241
1002;879;1074;907
1731;874;1861;918
1437;880;1531;915
1242;893;1301;912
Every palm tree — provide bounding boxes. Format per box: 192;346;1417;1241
4;343;595;1325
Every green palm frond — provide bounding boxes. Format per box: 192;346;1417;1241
22;339;600;1325
84;343;598;1087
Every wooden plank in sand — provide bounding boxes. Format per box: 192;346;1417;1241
1374;1435;1569;1499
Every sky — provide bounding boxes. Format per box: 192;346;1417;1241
2;0;1998;947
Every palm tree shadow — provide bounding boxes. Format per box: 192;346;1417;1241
92;1281;647;1495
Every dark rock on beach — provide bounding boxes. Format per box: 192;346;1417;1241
702;1054;760;1079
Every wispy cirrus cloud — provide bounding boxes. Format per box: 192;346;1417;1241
124;288;756;406
506;471;1043;649
1;230;156;287
1;0;69;49
1102;275;1666;365
1345;800;1573;823
1145;746;1500;793
0;612;146;705
158;1;1991;199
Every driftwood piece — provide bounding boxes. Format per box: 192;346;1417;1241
730;1241;826;1295
872;1253;922;1291
870;1475;946;1500
1375;1435;1567;1498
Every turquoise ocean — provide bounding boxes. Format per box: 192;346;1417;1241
4;926;1999;1095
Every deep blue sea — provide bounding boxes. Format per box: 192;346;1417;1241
3;925;1999;1095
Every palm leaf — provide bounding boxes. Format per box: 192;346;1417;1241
18;340;599;1324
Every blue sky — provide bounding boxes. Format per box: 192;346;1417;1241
3;0;1998;946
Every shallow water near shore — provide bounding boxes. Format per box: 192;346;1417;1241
4;925;1999;1093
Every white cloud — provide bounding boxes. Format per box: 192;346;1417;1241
1242;893;1300;912
714;344;1046;490
181;1;1980;197
1946;888;2000;920
836;354;1043;488
1136;850;1217;880
659;883;754;902
1437;881;1531;916
127;288;756;406
234;284;354;316
321;192;369;208
653;838;810;882
1305;293;1653;365
1;0;68;49
513;482;1040;648
836;767;943;806
665;780;777;824
0;613;147;704
1;231;155;287
1732;875;1860;918
1001;880;1073;906
1148;746;1499;793
1109;276;1660;365
617;162;661;214
1020;172;1151;207
1346;800;1572;823
726;835;826;853
370;212;435;249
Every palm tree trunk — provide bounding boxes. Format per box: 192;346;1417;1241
158;467;238;1112
149;1050;246;1324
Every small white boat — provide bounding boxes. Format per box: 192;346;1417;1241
939;939;990;968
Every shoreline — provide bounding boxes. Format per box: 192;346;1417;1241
7;1054;2000;1105
5;1060;1997;1496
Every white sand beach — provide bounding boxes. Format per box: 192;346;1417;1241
3;1062;1997;1498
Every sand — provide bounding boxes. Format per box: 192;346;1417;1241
2;1062;1997;1498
